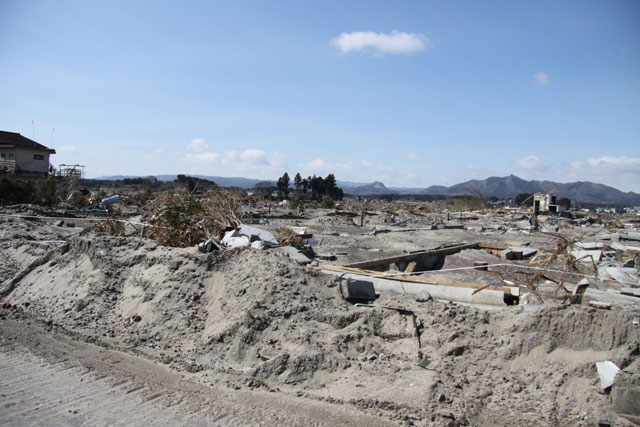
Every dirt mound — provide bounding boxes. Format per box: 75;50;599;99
2;225;639;425
4;236;371;382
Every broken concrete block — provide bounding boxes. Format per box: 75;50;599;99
276;246;312;265
598;267;639;286
238;224;278;245
251;240;267;250
222;224;280;248
340;279;376;302
378;289;398;301
610;241;628;252
619;231;640;242
569;279;589;304
576;241;605;250
570;249;602;263
596;361;620;390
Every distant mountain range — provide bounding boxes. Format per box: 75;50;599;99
344;175;640;205
422;175;640;205
94;174;640;205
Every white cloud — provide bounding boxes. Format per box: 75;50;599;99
300;158;397;185
511;155;640;192
240;149;267;165
305;158;331;171
565;156;640;191
181;146;287;175
512;155;553;180
514;155;549;170
57;145;79;153
407;152;420;162
184;152;219;163
220;150;238;166
331;30;430;56
533;71;549;87
268;151;287;169
187;138;208;153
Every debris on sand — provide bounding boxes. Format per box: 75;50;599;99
1;202;640;425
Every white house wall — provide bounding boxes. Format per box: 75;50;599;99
12;148;51;174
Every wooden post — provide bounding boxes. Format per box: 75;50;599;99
405;262;418;273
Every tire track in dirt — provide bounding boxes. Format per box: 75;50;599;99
0;318;393;426
0;350;201;426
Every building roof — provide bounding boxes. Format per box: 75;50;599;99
0;130;56;154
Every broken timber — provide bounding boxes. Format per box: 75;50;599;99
343;243;482;270
322;265;514;294
405;262;418;273
323;242;522;305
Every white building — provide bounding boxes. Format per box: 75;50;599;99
0;131;56;182
533;193;559;213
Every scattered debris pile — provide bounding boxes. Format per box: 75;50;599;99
1;203;640;425
147;189;241;247
0;224;636;424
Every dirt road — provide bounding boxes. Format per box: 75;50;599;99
0;318;392;426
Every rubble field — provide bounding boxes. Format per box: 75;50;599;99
1;203;639;426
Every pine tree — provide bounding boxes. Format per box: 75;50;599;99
276;172;290;199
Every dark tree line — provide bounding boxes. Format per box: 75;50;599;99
175;174;216;194
277;172;343;201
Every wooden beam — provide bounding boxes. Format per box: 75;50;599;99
478;243;509;251
343;242;481;270
405;262;418;273
477;243;507;257
322;264;513;294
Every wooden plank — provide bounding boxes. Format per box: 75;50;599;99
405;262;418;273
478;243;509;251
343;242;480;269
322;264;513;294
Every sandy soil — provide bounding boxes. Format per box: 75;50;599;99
1;205;639;425
0;318;392;426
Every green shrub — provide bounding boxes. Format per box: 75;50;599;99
288;197;305;213
0;178;33;205
320;194;335;209
35;178;60;206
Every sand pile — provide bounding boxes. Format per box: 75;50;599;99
1;216;639;425
0;207;81;291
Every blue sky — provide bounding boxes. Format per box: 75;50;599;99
1;0;639;191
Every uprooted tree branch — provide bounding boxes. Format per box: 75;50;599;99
147;187;242;247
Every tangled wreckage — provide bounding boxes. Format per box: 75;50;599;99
1;196;639;425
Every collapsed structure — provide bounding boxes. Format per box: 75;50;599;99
533;193;560;213
0;198;639;425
